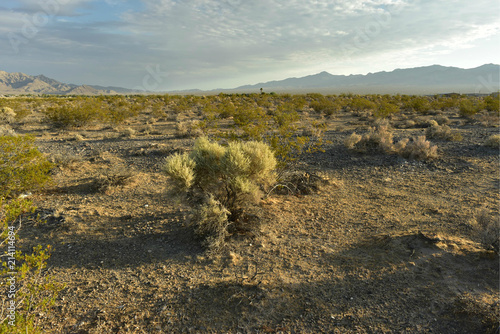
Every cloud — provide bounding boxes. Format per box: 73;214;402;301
0;0;498;90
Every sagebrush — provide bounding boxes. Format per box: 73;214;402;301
163;138;276;250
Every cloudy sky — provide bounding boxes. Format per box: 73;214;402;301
1;0;499;91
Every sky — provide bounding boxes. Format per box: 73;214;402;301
1;0;499;91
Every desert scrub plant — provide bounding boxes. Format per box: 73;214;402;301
0;125;16;137
0;107;16;124
374;101;399;118
397;135;438;160
0;241;62;333
94;167;135;193
0;135;53;199
470;208;499;253
344;124;395;154
484;134;500;148
162;137;276;251
102;97;140;124
350;97;377;112
43;98;102;128
0;138;62;332
459;98;484;116
403;96;431;113
309;98;341;116
483;95;499;113
175;120;204;138
425;124;463;141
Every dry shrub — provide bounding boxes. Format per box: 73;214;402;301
0;124;16;136
426;124;462;141
166;113;179;122
397;119;416;129
48;153;82;169
95;167;135;192
120;127;136;138
344;125;395;153
175;120;204;138
274;172;330;195
471;208;499;253
142;124;154;135
344;132;362;149
434;115;451;125
398;136;438;160
0;107;16;124
484;134;500;148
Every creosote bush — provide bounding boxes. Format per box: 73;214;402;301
0;134;62;332
163;137;276;251
0;135;53;199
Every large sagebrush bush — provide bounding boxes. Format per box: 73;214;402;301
163;137;276;250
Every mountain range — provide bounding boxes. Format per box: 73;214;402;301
0;71;140;95
229;64;500;95
1;64;499;95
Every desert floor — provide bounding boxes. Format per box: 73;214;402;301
10;106;500;333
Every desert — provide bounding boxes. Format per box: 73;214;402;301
0;92;498;333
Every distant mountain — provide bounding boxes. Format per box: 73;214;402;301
229;64;500;94
0;71;139;95
2;64;498;96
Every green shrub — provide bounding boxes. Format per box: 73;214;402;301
0;241;62;333
309;99;341;115
374;101;399;118
103;98;140;124
350;97;377;111
162;138;276;250
44;99;101;128
459;98;483;116
0;135;53;199
484;96;499;113
404;96;431;113
0;136;62;332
